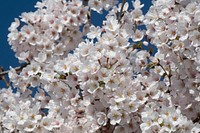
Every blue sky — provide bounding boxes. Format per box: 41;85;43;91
0;0;38;87
0;0;38;70
0;0;152;87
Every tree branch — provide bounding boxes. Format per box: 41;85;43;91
0;67;10;87
118;0;126;23
157;59;172;87
0;63;28;77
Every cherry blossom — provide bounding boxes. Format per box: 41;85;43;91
0;0;200;132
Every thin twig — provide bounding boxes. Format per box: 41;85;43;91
87;10;92;25
0;67;10;87
82;0;91;25
118;0;126;23
157;59;172;87
0;63;28;77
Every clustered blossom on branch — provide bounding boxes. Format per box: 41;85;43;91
145;0;200;119
0;0;200;132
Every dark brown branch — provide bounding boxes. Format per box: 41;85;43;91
0;67;10;87
157;59;172;87
118;0;126;23
0;63;28;77
82;0;91;25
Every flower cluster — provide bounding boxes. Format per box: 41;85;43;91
0;0;200;132
141;102;200;133
144;0;200;121
88;0;117;13
7;0;89;92
8;0;88;63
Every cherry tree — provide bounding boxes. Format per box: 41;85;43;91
0;0;200;132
